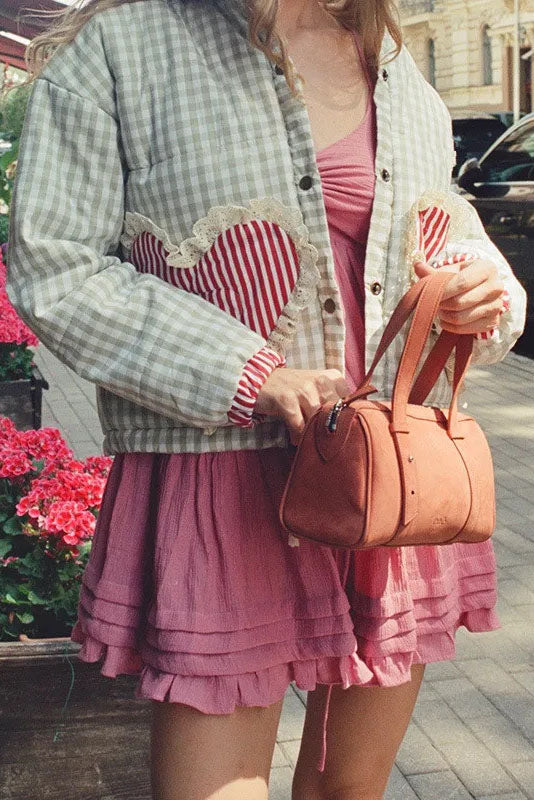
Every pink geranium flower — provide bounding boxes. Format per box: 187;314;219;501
0;417;113;556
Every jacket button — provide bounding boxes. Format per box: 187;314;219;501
274;64;284;76
382;68;389;81
381;168;391;182
323;297;336;313
370;282;382;296
299;175;313;191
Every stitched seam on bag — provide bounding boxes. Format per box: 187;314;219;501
358;412;376;548
446;431;479;544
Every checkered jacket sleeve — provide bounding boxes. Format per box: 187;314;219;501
7;76;271;430
438;193;527;366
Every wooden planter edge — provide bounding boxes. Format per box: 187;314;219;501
0;636;81;666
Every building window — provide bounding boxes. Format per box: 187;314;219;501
428;38;436;87
482;25;493;85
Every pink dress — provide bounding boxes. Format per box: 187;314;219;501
71;37;499;717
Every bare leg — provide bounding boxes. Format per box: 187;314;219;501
150;697;284;800
292;664;425;800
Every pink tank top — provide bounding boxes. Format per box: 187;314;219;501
316;34;377;392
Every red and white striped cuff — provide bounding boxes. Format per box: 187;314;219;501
228;346;286;428
430;252;511;341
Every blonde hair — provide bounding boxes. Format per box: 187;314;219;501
25;0;402;91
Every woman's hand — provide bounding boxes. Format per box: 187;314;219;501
414;259;505;335
255;368;350;445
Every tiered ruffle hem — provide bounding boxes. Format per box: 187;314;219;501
72;448;499;714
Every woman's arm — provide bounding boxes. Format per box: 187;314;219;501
7;75;279;431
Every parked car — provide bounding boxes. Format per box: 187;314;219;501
456;112;534;355
489;111;528;129
451;112;508;178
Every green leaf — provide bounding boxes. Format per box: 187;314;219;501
31;458;46;473
2;516;22;536
0;146;15;170
15;611;34;624
0;540;12;558
27;590;46;605
4;592;19;605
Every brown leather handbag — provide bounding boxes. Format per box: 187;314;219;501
279;270;496;550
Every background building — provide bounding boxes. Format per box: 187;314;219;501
0;0;65;71
399;0;534;113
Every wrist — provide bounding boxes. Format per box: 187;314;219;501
228;346;286;428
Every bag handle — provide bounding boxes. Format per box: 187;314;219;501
409;329;473;409
342;271;472;433
390;270;458;433
342;271;455;406
341;274;433;404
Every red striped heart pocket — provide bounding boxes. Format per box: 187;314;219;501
120;199;320;352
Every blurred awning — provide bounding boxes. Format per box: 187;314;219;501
0;0;66;70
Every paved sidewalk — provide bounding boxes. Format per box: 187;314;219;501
33;345;534;799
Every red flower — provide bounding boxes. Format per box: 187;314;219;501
0;450;33;478
2;416;113;558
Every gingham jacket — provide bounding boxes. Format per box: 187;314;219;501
7;0;526;455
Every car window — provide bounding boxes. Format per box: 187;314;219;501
481;121;534;182
451;118;507;177
453;119;507;152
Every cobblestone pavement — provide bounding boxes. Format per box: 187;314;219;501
33;345;534;799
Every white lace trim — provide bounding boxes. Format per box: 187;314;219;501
404;189;472;281
120;198;320;355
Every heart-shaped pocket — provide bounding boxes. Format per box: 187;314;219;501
120;198;320;354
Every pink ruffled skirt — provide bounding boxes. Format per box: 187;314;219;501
71;445;499;710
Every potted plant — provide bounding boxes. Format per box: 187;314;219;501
0;415;114;642
0;420;152;798
0;249;49;429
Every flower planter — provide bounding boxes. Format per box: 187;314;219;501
0;636;153;798
0;364;49;430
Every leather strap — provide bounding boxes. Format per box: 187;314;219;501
390;271;454;432
447;333;473;439
410;329;473;437
342;277;429;406
409;330;461;405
